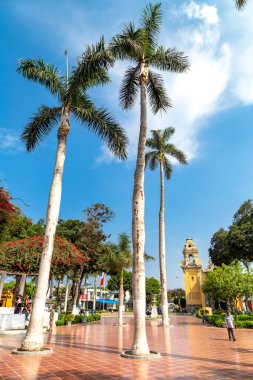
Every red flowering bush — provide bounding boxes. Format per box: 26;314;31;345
0;236;87;275
0;187;16;222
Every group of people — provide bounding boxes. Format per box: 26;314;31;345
14;294;32;321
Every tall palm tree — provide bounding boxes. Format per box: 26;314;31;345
235;0;247;9
145;127;187;326
107;234;132;326
110;3;189;355
17;41;128;351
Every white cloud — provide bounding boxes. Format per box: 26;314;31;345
182;1;220;25
0;129;23;154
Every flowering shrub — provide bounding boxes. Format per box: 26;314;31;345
0;187;16;222
0;235;87;275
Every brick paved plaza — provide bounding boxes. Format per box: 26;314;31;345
1;315;253;379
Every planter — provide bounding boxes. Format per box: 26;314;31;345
67;321;71;326
82;318;87;323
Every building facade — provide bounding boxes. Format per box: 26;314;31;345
181;238;213;308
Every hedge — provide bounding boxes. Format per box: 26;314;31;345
55;313;101;326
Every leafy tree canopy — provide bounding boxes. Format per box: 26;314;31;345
107;270;133;293
146;276;161;305
167;288;185;302
209;200;253;266
202;261;253;307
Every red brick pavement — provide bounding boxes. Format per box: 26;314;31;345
0;315;253;379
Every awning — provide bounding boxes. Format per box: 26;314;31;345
96;299;125;304
96;299;119;304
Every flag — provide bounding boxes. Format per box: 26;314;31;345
100;273;105;287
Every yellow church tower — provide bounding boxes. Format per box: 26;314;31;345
180;238;206;307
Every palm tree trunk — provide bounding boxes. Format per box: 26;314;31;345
64;277;69;313
19;274;27;297
72;280;80;314
118;269;124;326
0;272;6;301
21;107;70;351
131;63;150;356
159;160;169;326
93;275;97;311
49;275;54;298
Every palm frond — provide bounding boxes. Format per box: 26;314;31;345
145;151;159;171
110;23;145;61
21;106;61;152
164;157;172;180
119;66;139;109
164;143;188;165
68;37;113;97
144;252;154;261
147;70;171;113
17;59;64;97
235;0;247;9
72;102;128;160
147;129;162;150
140;3;162;49
150;46;190;73
162;127;175;143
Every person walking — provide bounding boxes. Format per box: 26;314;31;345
225;311;236;341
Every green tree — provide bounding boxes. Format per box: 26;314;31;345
146;277;161;305
145;127;187;326
4;216;44;242
58;205;114;312
208;200;253;266
167;288;185;302
3;280;15;291
208;228;230;266
202;262;247;309
227;200;253;266
106;234;132;325
107;270;133;294
17;45;128;352
25;281;36;299
110;2;189;355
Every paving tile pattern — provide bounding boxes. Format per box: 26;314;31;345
0;315;253;379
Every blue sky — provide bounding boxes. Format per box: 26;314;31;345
1;0;253;289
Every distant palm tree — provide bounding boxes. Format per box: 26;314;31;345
235;0;247;9
110;3;189;355
17;41;128;351
107;234;132;326
145;127;187;326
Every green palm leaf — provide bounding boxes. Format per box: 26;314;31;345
72;102;128;160
17;59;64;97
67;37;113;99
147;70;171;113
164;157;172;180
110;23;145;61
140;3;162;49
150;46;189;72
164;143;187;165
119;66;140;109
21;106;61;152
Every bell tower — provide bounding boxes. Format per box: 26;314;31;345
181;238;205;307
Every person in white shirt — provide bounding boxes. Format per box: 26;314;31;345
225;311;236;341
